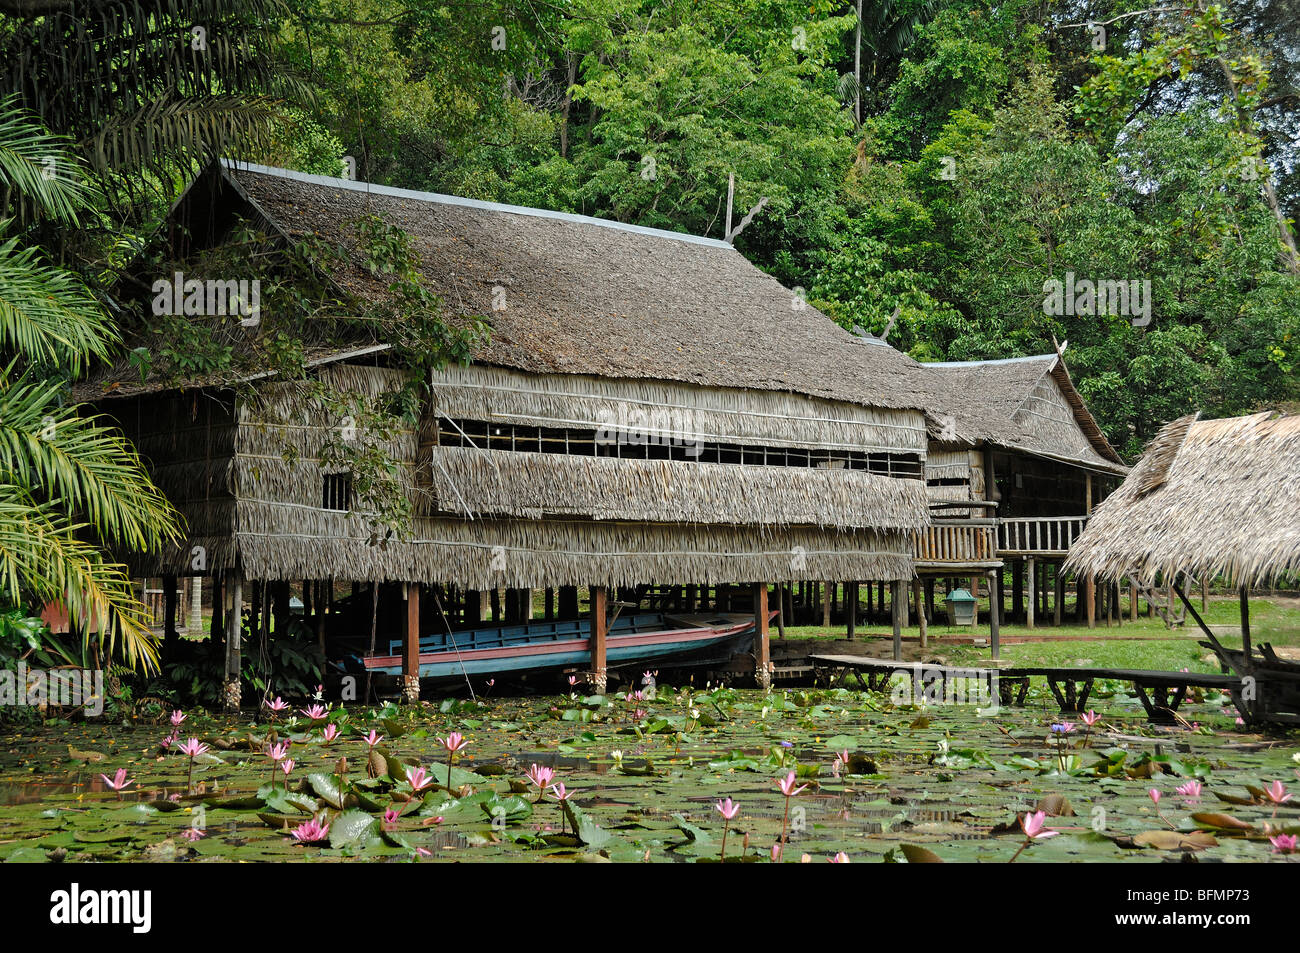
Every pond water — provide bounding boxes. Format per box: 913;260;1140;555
0;681;1295;862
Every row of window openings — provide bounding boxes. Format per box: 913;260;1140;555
436;419;923;478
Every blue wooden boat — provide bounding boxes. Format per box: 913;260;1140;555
361;612;759;681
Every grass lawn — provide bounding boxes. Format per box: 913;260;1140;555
777;595;1300;671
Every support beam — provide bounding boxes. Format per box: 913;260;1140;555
891;580;903;661
162;573;178;664
913;579;927;650
188;575;203;636
1085;573;1097;628
1054;565;1064;627
988;571;1000;660
590;586;608;694
1239;586;1252;671
845;582;856;641
222;570;242;712
1026;557;1036;629
821;581;831;627
402;583;421;703
753;583;771;689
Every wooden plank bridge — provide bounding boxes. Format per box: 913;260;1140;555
809;654;1242;724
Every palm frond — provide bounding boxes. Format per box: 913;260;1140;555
0;236;116;371
0;96;92;224
0;486;159;672
0;370;182;553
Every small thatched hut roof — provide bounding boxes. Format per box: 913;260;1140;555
917;349;1126;474
1064;412;1300;586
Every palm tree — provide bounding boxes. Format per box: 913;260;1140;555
0;99;181;671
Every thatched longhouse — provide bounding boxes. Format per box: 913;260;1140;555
89;160;937;704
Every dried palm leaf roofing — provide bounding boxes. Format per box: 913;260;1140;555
215;160;939;415
1065;412;1300;587
87;161;1123;476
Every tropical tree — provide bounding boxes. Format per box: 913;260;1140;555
0;100;181;671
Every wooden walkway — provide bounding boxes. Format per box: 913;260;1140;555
809;654;1241;724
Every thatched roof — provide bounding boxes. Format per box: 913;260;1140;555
1064;412;1300;586
104;160;939;419
916;350;1126;473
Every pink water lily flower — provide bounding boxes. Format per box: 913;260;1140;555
525;763;555;795
177;738;208;758
1081;710;1100;726
771;843;782;862
406;766;434;793
179;827;205;842
1175;780;1203;800
300;704;328;721
383;808;401;829
321;724;340;744
1020;810;1059;841
1270;833;1298;854
291;816;330;843
568;675;578;686
266;741;290;763
439;732;469;754
549;782;573;803
1264;780;1292;805
279;759;295;777
715;797;740;821
100;768;133;791
363;729;383;749
170;710;186;728
1148;788;1161;805
776;771;808;798
266;697;289;715
829;852;850;863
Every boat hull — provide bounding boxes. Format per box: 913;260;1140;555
362;613;757;681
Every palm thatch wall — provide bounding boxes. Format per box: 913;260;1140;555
430;364;927;453
1065;412;1300;587
118;359;929;584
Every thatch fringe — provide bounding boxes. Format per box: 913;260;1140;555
431;364;928;454
1065;412;1300;587
427;446;927;530
230;509;915;587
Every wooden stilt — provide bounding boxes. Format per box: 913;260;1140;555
822;581;831;627
1054;566;1064;627
223;569;242;712
162;573;178;664
590;586;608;693
891;581;903;661
752;583;771;689
402;583;420;703
211;573;224;647
845;582;856;641
913;579;927;650
988;571;1000;660
1026;557;1036;629
1086;573;1097;628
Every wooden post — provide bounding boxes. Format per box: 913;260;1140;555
845;582;856;641
1012;559;1023;622
821;582;831;627
752;583;771;689
988;571;1000;660
401;583;420;703
1201;576;1209;613
210;573;223;646
774;582;786;639
891;580;903;661
1026;557;1036;629
1085;573;1097;628
1239;586;1252;669
913;579;927;650
162;573;178;664
1053;565;1064;627
1130;579;1138;621
993;569;1003;625
590;586;608;694
222;569;242;712
188;575;203;635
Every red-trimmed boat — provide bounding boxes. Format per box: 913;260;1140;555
360;611;758;683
